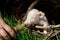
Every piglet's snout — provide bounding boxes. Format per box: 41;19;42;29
24;20;32;26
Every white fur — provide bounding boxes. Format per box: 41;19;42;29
24;9;49;26
24;9;49;34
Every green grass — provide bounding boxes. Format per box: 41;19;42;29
2;15;60;40
3;15;37;40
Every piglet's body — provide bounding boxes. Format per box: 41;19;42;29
24;9;49;26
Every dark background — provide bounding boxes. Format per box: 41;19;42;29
0;0;60;25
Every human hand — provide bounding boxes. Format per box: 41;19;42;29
0;17;16;40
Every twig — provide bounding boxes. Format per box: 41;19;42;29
27;0;40;12
35;24;60;29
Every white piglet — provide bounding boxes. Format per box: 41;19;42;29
24;9;49;26
24;9;49;34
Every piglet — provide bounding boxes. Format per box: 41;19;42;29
24;9;49;34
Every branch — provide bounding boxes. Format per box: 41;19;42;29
27;0;40;12
35;24;60;29
35;24;60;35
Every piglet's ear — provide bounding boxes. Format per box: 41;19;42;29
38;11;45;18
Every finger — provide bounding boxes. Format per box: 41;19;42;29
0;27;11;40
0;17;16;38
0;34;4;40
3;25;16;38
